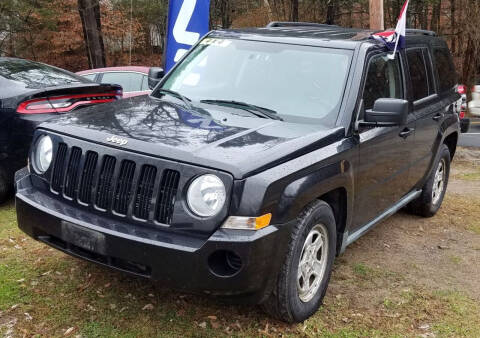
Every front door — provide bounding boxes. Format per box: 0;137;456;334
353;52;416;229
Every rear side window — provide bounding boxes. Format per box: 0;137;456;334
141;75;149;91
406;49;429;101
82;74;97;81
433;48;456;93
363;54;403;110
101;72;143;92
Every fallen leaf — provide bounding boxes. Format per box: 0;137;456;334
142;304;154;311
198;322;207;329
24;313;33;321
64;327;76;336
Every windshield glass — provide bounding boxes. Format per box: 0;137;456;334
155;38;352;125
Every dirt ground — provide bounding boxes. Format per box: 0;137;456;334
0;147;479;337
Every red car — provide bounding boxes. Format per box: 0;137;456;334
77;66;164;98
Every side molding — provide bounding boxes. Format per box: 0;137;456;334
340;189;422;253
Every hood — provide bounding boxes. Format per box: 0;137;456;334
39;95;345;178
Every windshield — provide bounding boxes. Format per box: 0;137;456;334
154;38;352;125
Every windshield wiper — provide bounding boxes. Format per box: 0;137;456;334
156;88;193;109
200;99;282;121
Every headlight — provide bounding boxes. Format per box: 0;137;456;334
33;135;53;174
187;174;226;217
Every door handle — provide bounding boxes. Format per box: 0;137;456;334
433;113;444;121
399;127;414;139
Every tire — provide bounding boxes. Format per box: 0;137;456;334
262;200;337;323
0;165;12;204
407;144;451;217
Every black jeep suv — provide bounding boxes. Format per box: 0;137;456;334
15;23;460;323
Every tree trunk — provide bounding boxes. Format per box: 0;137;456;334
78;0;106;68
290;0;298;22
326;0;337;25
369;0;384;30
450;0;456;53
264;0;273;22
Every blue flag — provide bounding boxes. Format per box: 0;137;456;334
165;0;210;72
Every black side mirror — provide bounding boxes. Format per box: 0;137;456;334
148;67;164;90
364;98;409;126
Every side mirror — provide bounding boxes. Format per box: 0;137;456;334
148;67;164;90
364;98;409;126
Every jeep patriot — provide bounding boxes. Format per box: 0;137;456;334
15;22;460;322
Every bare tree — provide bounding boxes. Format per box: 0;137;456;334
78;0;106;68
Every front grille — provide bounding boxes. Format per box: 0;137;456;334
50;145;180;226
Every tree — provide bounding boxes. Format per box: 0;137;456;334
78;0;105;68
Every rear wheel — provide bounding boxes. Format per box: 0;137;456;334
408;144;451;217
262;200;336;323
0;165;12;204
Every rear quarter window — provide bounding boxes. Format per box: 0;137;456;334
433;48;456;93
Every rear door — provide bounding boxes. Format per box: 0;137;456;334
353;51;416;229
408;46;457;186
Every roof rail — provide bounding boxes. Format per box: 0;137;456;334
405;28;436;36
266;21;339;29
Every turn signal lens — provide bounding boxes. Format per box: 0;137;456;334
221;213;272;230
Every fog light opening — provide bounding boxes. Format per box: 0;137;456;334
208;250;243;277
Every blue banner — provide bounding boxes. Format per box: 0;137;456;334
165;0;210;72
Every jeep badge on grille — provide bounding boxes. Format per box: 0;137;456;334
106;135;128;146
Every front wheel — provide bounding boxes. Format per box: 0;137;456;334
262;200;336;323
408;144;451;217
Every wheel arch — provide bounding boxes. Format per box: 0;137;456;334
443;131;458;160
318;187;348;255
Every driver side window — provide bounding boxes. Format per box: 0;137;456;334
363;54;403;110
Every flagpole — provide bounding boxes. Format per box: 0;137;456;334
388;35;400;60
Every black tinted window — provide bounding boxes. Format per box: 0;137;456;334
407;49;429;101
363;55;403;110
433;48;456;92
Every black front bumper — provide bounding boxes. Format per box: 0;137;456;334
15;169;293;303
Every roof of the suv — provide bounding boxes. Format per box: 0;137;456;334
210;22;443;50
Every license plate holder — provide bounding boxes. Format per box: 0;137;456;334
61;221;106;255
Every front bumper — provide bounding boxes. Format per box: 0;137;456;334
15;169;293;303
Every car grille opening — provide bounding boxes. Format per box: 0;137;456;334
156;169;180;224
113;160;136;215
133;165;157;220
51;143;68;192
49;145;180;226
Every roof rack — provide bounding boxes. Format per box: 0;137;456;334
266;21;339;29
405;28;436;36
